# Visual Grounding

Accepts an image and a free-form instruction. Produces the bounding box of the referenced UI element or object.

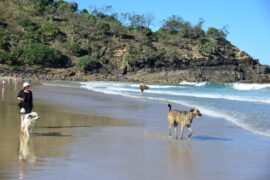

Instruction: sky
[67,0,270,65]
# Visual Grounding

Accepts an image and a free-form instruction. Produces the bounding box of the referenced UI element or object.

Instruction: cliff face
[1,53,270,84]
[120,58,270,83]
[6,57,268,83]
[0,0,269,83]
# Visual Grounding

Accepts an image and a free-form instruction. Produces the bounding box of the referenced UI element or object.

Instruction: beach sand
[0,80,270,180]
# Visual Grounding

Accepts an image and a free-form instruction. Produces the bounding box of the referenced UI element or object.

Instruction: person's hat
[23,82,31,88]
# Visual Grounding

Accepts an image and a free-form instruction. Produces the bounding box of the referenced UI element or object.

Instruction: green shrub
[197,37,217,55]
[0,51,18,65]
[0,29,10,50]
[10,65,23,72]
[0,51,9,64]
[97,22,110,32]
[224,44,234,57]
[67,41,81,55]
[21,42,66,67]
[25,65,43,72]
[100,57,108,64]
[206,27,226,39]
[76,55,101,71]
[123,53,136,65]
[16,18,37,30]
[22,30,39,40]
[57,1,78,13]
[38,22,59,36]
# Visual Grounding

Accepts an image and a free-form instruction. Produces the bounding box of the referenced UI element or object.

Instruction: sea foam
[230,83,270,91]
[179,81,207,87]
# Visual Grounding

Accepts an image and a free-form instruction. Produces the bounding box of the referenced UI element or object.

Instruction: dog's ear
[28,114,34,119]
[189,108,195,113]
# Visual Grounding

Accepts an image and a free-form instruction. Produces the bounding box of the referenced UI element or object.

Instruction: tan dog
[21,112,39,136]
[167,104,201,140]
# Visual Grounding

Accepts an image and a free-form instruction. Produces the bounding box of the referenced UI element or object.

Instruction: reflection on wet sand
[18,133,37,179]
[166,141,197,179]
[14,78,18,90]
[19,134,36,163]
[1,86,4,102]
[18,134,36,180]
[0,81,131,180]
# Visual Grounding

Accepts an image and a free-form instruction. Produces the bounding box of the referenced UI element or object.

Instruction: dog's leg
[174,125,178,139]
[188,127,193,138]
[22,127,27,136]
[20,114,24,128]
[168,124,172,136]
[20,114,26,133]
[25,127,30,137]
[23,123,30,137]
[173,120,178,139]
[29,122,35,134]
[180,126,184,140]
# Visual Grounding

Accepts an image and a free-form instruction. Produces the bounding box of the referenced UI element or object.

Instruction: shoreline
[35,83,270,179]
[1,72,270,84]
[35,82,270,139]
[42,80,270,138]
[1,80,270,179]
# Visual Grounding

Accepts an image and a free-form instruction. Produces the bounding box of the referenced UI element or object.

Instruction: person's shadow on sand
[192,135,232,141]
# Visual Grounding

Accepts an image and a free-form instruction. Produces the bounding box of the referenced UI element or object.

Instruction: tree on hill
[0,0,250,76]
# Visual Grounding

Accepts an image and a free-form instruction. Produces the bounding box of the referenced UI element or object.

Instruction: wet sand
[0,80,270,180]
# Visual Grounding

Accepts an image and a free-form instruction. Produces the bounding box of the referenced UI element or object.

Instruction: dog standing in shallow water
[167,104,202,140]
[21,112,39,136]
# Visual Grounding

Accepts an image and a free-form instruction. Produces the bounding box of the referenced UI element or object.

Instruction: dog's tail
[168,104,172,112]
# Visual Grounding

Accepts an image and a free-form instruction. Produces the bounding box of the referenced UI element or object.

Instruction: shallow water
[0,80,129,179]
[1,80,270,180]
[72,81,270,138]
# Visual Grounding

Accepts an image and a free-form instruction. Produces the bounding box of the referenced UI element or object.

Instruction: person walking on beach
[1,80,5,102]
[17,82,33,114]
[140,81,145,94]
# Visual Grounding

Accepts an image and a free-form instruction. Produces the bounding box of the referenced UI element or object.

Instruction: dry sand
[0,80,270,180]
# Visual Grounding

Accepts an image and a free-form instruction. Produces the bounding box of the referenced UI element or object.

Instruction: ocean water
[76,81,270,138]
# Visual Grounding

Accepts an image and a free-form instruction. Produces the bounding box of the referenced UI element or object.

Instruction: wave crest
[179,81,207,87]
[230,83,270,91]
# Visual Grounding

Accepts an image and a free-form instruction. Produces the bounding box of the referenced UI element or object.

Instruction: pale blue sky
[67,0,270,65]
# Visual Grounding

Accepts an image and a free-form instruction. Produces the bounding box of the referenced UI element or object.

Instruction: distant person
[15,73,19,82]
[140,81,145,94]
[17,82,33,114]
[14,79,18,90]
[1,81,4,102]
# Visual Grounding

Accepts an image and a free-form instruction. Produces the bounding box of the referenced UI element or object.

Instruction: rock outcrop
[2,56,270,83]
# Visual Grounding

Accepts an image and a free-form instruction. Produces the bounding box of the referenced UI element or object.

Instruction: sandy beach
[0,80,270,180]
